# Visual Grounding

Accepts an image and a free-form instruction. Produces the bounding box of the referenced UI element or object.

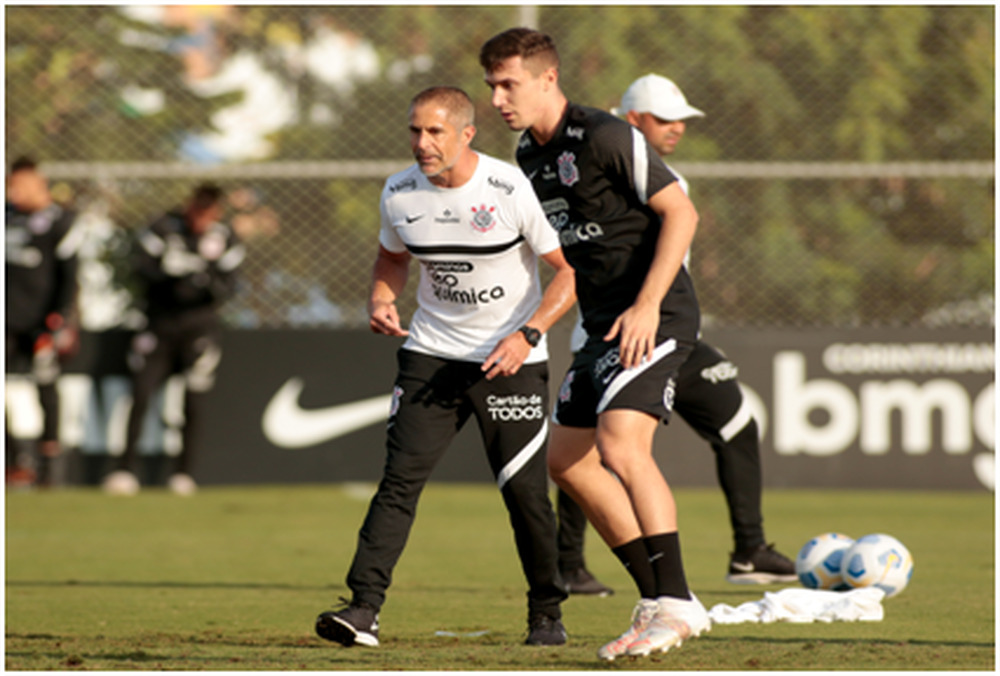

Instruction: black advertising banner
[652,328,994,492]
[5,327,993,490]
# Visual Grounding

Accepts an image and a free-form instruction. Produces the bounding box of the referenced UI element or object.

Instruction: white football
[795,532,854,590]
[840,533,914,598]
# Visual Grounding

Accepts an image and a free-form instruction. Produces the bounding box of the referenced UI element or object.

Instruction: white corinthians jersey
[380,153,560,364]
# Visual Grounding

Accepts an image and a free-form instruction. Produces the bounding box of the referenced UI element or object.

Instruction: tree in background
[5,5,993,329]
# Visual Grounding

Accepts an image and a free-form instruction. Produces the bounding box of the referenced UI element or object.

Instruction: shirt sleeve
[216,230,246,273]
[133,218,169,282]
[205,225,244,303]
[513,172,560,256]
[631,126,677,204]
[378,187,407,253]
[598,118,677,205]
[50,209,81,319]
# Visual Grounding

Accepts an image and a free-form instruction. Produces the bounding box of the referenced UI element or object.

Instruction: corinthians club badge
[471,204,496,232]
[557,151,580,187]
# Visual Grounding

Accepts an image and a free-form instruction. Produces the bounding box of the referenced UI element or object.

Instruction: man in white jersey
[315,86,576,649]
[556,75,796,593]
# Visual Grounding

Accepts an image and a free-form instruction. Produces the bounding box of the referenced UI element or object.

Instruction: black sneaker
[727,543,798,584]
[525,612,567,646]
[316,599,380,647]
[561,567,614,596]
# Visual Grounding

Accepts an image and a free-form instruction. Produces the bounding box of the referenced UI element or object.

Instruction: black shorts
[128,315,223,393]
[553,332,695,428]
[675,340,755,443]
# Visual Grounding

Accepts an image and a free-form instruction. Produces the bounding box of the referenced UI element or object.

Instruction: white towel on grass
[707,587,886,624]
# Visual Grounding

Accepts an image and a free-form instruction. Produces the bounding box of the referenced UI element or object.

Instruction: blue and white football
[795,532,854,590]
[840,533,914,598]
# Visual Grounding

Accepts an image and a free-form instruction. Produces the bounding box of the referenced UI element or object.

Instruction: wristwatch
[518,325,542,348]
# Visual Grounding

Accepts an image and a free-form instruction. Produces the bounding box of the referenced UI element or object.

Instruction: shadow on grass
[5,647,253,671]
[10,630,992,652]
[6,648,166,662]
[493,634,996,672]
[7,632,992,672]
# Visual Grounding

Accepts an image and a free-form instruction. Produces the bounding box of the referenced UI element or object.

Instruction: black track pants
[347,349,566,616]
[119,315,221,475]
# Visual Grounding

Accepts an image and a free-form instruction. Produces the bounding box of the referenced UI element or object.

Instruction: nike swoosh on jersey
[262,378,392,449]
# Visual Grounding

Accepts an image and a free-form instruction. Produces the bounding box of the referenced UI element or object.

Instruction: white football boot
[626,592,711,657]
[597,598,658,661]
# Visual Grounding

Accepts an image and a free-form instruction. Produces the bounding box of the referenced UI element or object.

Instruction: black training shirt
[5,201,79,334]
[133,211,244,320]
[515,102,699,339]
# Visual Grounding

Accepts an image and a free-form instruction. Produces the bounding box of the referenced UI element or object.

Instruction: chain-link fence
[6,5,994,331]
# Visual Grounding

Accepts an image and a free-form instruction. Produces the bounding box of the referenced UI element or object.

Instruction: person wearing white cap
[614,74,704,191]
[556,73,797,592]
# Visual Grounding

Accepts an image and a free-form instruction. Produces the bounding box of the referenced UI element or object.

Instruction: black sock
[612,537,658,599]
[644,532,691,600]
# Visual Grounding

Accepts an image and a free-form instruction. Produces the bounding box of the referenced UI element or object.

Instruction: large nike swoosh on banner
[262,378,392,449]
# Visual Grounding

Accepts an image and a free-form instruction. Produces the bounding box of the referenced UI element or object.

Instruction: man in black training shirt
[5,157,81,488]
[556,74,796,591]
[481,28,709,662]
[102,183,244,496]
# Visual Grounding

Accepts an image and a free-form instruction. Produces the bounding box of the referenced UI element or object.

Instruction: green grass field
[5,484,994,671]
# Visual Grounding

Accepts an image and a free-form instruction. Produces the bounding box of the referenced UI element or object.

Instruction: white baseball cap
[613,74,705,121]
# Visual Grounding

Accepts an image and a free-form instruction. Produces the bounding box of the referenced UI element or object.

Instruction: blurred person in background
[482,28,709,661]
[5,156,82,488]
[102,183,245,496]
[555,74,797,594]
[315,86,576,649]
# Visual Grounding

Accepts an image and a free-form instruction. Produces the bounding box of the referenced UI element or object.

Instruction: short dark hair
[409,86,475,129]
[189,183,225,212]
[9,156,38,174]
[479,27,559,74]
